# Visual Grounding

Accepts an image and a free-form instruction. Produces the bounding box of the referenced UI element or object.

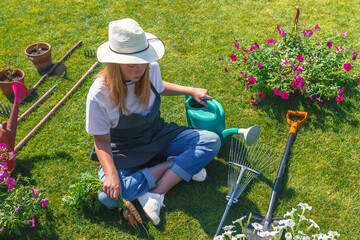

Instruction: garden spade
[246,110,308,239]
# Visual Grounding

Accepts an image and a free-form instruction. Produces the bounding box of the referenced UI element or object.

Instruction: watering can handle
[203,99,221,118]
[286,110,308,135]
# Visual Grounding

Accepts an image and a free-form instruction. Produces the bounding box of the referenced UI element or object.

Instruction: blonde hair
[96,63,150,114]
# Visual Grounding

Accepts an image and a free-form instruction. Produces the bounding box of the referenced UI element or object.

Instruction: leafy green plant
[215,203,340,240]
[221,7,359,104]
[62,171,103,212]
[1,60,17,81]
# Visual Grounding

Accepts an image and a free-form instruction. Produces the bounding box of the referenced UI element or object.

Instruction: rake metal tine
[84,49,96,58]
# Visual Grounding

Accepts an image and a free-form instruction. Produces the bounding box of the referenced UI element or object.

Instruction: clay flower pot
[24,42,53,70]
[0,69,25,97]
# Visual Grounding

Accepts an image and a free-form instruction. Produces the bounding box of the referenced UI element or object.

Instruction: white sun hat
[96,18,165,64]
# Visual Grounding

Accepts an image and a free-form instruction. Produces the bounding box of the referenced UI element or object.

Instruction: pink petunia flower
[306,29,313,37]
[297,54,304,62]
[281,30,287,37]
[32,188,39,199]
[250,95,258,105]
[0,227,3,232]
[246,84,249,91]
[336,46,344,52]
[280,91,289,99]
[257,64,262,68]
[243,56,247,63]
[277,25,281,34]
[338,88,344,95]
[28,215,35,227]
[0,162,8,170]
[273,88,281,95]
[254,41,260,49]
[314,24,319,30]
[0,170,8,181]
[352,52,358,60]
[258,92,263,99]
[40,198,49,207]
[307,95,314,100]
[316,96,323,102]
[335,96,344,101]
[242,48,248,53]
[343,30,347,38]
[241,71,247,79]
[358,78,360,85]
[267,39,274,45]
[343,63,352,71]
[249,46,257,52]
[224,67,229,73]
[230,54,237,61]
[327,42,332,48]
[248,76,256,84]
[6,178,17,190]
[0,143,7,150]
[234,42,239,49]
[283,59,290,65]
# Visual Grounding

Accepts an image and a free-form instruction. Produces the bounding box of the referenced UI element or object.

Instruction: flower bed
[0,143,49,236]
[221,7,359,105]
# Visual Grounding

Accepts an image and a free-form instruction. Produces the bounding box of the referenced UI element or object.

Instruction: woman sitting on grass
[86,18,221,225]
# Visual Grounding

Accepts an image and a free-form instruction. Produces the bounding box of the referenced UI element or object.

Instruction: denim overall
[95,84,221,208]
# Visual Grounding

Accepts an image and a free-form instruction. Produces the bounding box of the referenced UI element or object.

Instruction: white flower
[283,208,297,218]
[268,230,280,237]
[273,225,286,231]
[234,233,246,239]
[213,234,224,240]
[232,216,246,224]
[297,213,308,221]
[257,231,270,238]
[224,230,236,236]
[327,230,340,237]
[313,233,331,240]
[308,218,320,230]
[298,203,312,211]
[223,225,235,231]
[279,219,296,227]
[251,222,263,231]
[285,232,292,240]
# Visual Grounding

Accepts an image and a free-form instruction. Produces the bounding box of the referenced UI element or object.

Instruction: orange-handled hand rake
[246,111,308,238]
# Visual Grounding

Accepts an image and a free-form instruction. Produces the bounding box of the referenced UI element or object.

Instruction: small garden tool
[246,110,308,239]
[214,136,279,237]
[184,96,260,146]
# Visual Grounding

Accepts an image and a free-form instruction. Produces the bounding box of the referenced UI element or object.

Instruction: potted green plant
[24,42,53,70]
[0,61,25,97]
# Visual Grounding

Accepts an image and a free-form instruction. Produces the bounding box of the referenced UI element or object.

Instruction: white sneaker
[192,168,207,182]
[137,192,165,225]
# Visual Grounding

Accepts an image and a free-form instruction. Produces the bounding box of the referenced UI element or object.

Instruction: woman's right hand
[103,173,122,200]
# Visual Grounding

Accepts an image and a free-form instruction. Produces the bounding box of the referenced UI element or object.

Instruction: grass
[1,0,359,239]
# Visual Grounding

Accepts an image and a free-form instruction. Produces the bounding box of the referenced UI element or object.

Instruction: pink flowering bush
[221,11,359,105]
[0,144,49,236]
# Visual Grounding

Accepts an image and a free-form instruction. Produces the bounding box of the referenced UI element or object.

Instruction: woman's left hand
[191,88,212,106]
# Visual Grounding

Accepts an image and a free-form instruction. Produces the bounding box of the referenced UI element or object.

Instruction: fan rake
[215,136,279,237]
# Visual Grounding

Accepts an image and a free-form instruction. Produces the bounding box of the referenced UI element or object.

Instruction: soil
[28,48,49,55]
[0,75,22,82]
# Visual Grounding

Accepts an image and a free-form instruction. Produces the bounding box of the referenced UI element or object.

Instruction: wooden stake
[15,61,100,152]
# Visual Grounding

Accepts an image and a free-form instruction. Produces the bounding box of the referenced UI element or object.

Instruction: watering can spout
[222,125,260,146]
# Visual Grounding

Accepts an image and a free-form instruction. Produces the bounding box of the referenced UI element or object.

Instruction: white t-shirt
[86,62,165,135]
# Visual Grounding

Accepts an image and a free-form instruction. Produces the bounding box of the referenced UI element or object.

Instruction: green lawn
[1,0,359,239]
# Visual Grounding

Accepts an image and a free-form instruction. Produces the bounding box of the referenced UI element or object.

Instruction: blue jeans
[97,129,221,209]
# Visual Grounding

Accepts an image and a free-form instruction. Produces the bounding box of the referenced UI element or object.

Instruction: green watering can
[184,96,260,146]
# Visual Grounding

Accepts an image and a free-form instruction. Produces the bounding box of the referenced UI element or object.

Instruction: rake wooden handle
[15,61,100,152]
[20,40,83,103]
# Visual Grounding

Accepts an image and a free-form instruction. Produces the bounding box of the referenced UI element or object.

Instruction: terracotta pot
[5,159,16,173]
[0,69,25,97]
[24,42,53,70]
